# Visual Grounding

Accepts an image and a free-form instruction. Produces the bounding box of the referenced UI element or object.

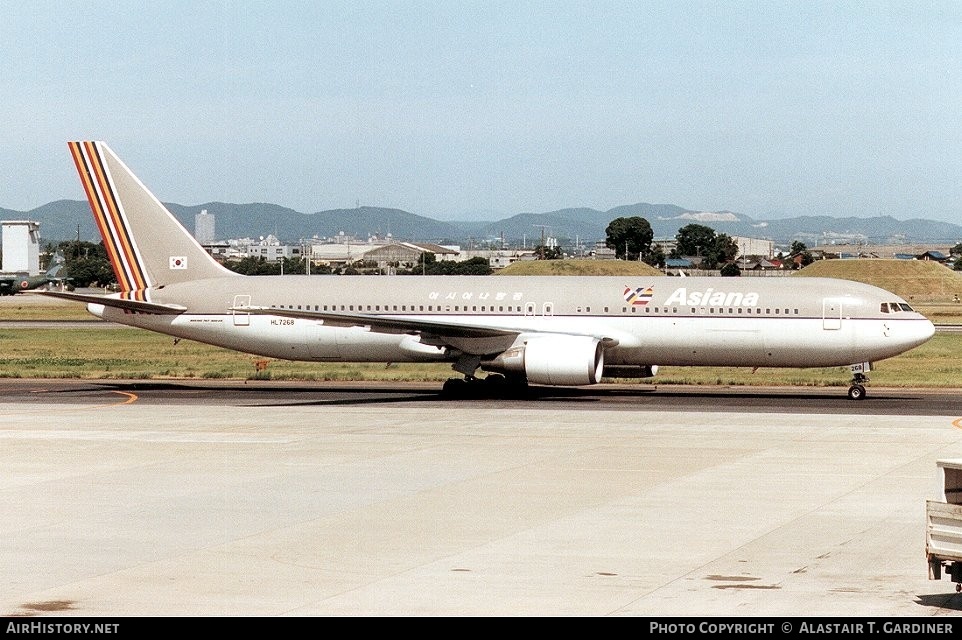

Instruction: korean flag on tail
[169,256,188,270]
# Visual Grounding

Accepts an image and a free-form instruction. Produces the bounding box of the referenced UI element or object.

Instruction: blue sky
[2,1,961,224]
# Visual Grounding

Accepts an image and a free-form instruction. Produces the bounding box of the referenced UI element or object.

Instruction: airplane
[40,141,935,400]
[0,257,69,295]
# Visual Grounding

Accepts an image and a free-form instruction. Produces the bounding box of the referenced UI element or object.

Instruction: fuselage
[87,274,935,370]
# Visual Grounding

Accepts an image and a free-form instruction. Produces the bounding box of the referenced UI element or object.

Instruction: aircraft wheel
[441,378,467,399]
[847,384,866,400]
[484,374,506,386]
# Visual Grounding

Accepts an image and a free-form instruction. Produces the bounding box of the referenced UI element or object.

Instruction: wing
[234,306,620,355]
[37,290,187,315]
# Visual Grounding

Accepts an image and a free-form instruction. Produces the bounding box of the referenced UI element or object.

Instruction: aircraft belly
[613,318,867,368]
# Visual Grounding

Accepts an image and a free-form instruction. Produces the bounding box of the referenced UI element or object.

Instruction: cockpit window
[884,302,915,313]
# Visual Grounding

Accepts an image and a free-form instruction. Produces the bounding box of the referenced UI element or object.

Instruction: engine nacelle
[602,365,659,379]
[481,335,604,386]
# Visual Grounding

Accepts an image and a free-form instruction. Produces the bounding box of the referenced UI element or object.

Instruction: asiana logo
[664,287,760,307]
[623,285,654,306]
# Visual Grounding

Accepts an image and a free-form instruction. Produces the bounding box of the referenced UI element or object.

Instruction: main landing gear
[441,374,529,399]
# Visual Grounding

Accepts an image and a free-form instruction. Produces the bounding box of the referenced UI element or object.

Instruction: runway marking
[108,390,138,406]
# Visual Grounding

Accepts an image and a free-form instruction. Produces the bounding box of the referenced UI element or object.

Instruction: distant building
[1,220,41,275]
[732,236,774,259]
[194,209,216,244]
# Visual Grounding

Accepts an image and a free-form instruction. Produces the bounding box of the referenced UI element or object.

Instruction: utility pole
[533,225,549,259]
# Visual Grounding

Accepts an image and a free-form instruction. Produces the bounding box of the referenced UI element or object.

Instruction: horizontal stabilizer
[37,290,187,315]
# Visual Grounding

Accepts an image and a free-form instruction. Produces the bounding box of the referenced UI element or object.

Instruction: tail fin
[68,141,236,292]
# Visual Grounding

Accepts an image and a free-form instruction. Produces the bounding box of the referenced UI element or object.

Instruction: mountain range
[3,200,961,248]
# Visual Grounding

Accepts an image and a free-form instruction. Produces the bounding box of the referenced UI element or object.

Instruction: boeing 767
[41,141,935,399]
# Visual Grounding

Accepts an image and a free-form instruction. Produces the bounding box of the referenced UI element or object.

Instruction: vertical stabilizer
[68,141,236,294]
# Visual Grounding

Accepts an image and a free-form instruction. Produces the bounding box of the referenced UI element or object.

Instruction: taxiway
[1,379,961,616]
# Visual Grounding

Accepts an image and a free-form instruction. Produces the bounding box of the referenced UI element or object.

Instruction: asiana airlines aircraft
[41,141,935,400]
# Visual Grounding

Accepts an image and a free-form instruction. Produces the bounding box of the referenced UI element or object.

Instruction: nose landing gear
[847,362,871,400]
[848,376,867,400]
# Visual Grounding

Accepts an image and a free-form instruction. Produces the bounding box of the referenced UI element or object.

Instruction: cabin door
[232,294,251,327]
[822,298,842,330]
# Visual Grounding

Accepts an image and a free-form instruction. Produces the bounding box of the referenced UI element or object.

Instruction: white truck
[926,458,962,592]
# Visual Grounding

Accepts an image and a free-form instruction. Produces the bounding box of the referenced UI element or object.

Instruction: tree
[647,244,666,269]
[672,224,717,261]
[398,255,493,275]
[789,240,814,269]
[719,262,741,277]
[672,224,736,269]
[605,216,653,261]
[57,240,115,287]
[715,233,739,265]
[64,256,116,287]
[534,244,563,260]
[226,256,279,275]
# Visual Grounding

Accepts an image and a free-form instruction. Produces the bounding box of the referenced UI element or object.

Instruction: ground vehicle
[925,459,962,591]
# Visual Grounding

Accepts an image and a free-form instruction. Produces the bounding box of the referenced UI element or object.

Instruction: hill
[497,259,662,276]
[793,259,962,303]
[5,200,962,246]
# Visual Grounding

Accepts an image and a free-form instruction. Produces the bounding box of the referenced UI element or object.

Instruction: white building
[732,236,775,259]
[194,209,216,244]
[1,220,41,274]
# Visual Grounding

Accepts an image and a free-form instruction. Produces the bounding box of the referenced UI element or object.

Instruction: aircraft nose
[907,317,936,347]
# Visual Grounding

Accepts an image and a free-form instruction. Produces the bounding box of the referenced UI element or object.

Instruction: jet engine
[481,335,604,386]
